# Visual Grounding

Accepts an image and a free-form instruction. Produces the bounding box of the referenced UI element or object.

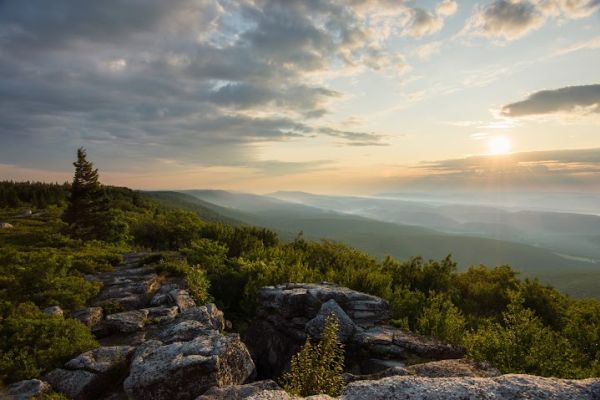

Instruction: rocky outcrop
[1,379,51,399]
[43,305,64,317]
[341,374,600,400]
[35,253,255,400]
[245,282,464,378]
[123,332,255,400]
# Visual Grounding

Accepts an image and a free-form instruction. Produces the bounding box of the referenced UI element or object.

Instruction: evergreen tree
[62,148,107,239]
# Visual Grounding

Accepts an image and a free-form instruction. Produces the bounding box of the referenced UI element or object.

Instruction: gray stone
[341,374,600,400]
[144,306,179,324]
[168,289,196,310]
[2,379,51,400]
[43,305,64,317]
[178,304,225,331]
[64,345,135,374]
[105,309,149,333]
[158,320,212,344]
[196,380,281,399]
[44,368,102,400]
[123,332,255,400]
[306,299,356,342]
[72,307,104,328]
[405,359,500,378]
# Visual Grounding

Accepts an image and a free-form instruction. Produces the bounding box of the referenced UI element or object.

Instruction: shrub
[282,313,345,397]
[0,303,98,384]
[186,265,212,304]
[416,292,466,344]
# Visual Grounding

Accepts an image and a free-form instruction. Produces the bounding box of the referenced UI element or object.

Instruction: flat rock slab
[123,332,255,400]
[341,374,600,400]
[44,368,101,400]
[196,380,281,399]
[2,379,51,400]
[64,345,135,374]
[105,309,149,333]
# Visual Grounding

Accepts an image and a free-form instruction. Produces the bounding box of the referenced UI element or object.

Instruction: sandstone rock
[105,309,149,333]
[306,299,356,342]
[144,306,179,324]
[246,283,462,379]
[178,304,226,331]
[196,380,281,399]
[2,379,51,399]
[0,222,14,229]
[341,374,600,400]
[72,306,103,328]
[405,359,500,378]
[64,345,135,374]
[44,368,102,400]
[168,289,196,310]
[157,320,212,344]
[123,332,255,400]
[43,305,64,317]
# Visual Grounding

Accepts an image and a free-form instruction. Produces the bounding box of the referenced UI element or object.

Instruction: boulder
[123,332,255,400]
[168,289,196,311]
[64,345,135,374]
[405,359,500,378]
[306,299,356,342]
[105,309,149,333]
[341,374,600,400]
[246,283,463,378]
[43,305,64,317]
[0,222,13,229]
[196,380,281,399]
[44,368,102,400]
[72,307,103,328]
[2,379,51,400]
[45,346,135,399]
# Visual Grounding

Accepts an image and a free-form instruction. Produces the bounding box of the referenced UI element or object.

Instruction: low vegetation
[283,314,345,397]
[1,149,599,386]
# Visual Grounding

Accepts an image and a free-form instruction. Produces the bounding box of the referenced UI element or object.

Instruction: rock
[405,359,500,378]
[306,299,356,342]
[157,320,212,344]
[0,222,14,229]
[150,283,181,306]
[246,283,463,379]
[341,374,600,400]
[64,345,135,374]
[43,305,64,317]
[144,306,179,324]
[44,368,102,400]
[196,380,281,399]
[2,379,51,399]
[45,346,135,399]
[20,209,32,217]
[72,306,104,328]
[178,304,225,331]
[123,332,255,400]
[168,289,196,311]
[105,309,149,333]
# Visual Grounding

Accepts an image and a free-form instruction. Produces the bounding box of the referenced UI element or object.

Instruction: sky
[1,0,599,194]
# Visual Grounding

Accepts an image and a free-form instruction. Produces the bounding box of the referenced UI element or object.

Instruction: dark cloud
[466,0,544,40]
[0,0,412,172]
[501,84,600,117]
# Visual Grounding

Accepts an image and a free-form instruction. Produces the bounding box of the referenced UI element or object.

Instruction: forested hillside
[1,153,599,387]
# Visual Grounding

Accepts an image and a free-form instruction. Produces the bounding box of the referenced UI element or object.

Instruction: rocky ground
[3,256,600,399]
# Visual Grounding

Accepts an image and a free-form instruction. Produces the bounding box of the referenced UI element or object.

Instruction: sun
[488,136,511,155]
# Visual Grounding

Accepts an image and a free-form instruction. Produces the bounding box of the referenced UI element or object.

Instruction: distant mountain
[270,191,600,261]
[181,190,598,298]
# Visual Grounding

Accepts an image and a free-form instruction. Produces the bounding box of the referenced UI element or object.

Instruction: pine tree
[62,148,107,239]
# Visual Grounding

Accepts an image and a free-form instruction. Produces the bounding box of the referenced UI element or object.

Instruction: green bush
[0,303,98,384]
[282,314,345,397]
[416,292,466,344]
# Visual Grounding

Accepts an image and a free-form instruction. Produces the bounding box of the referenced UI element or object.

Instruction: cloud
[462,0,600,41]
[501,84,600,117]
[403,1,457,37]
[414,41,443,60]
[0,0,418,172]
[414,147,600,191]
[464,0,545,40]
